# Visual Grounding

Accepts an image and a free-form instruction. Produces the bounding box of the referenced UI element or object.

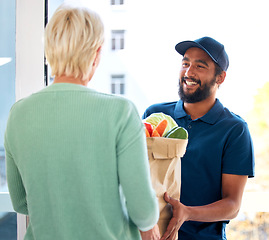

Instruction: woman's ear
[93,46,102,67]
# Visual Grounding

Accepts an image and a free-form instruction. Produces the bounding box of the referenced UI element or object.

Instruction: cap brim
[175,41,201,55]
[175,41,217,64]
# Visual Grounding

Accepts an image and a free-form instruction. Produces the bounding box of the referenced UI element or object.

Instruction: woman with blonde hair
[5,3,159,239]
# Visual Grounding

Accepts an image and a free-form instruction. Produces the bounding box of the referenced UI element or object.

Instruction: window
[111,30,125,50]
[0,0,45,239]
[0,147,7,188]
[111,75,125,95]
[0,0,17,239]
[111,0,124,5]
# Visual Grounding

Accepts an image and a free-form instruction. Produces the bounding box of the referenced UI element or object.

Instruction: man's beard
[178,76,217,103]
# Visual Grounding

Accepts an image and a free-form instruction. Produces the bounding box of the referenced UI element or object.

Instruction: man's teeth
[185,80,198,86]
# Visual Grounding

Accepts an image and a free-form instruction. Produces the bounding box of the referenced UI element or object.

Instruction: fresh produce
[144,122,153,136]
[155,119,168,137]
[152,128,161,137]
[163,126,178,137]
[143,112,188,139]
[145,128,150,137]
[164,126,188,139]
[144,113,177,136]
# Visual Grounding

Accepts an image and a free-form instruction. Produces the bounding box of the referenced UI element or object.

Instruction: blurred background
[1,0,268,239]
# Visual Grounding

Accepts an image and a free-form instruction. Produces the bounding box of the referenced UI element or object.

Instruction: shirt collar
[174,100,187,119]
[174,99,224,124]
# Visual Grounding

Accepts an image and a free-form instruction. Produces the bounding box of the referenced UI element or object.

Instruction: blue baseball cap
[175,36,229,71]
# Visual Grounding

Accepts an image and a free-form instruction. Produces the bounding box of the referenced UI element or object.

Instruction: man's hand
[140,224,161,240]
[160,175,248,239]
[160,192,189,240]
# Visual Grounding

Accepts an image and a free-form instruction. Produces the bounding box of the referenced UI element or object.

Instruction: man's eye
[182,63,189,67]
[197,65,205,69]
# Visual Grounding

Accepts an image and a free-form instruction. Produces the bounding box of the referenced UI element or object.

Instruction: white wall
[16,0,45,100]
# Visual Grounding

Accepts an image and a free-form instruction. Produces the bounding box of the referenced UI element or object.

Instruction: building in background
[1,0,269,239]
[48,0,179,116]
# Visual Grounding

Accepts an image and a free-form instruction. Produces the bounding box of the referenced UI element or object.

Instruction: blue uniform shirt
[142,99,254,240]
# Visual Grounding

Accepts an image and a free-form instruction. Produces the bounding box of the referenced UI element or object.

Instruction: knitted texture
[5,83,159,240]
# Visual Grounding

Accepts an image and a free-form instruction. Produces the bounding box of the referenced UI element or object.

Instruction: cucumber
[163,126,178,137]
[165,126,188,139]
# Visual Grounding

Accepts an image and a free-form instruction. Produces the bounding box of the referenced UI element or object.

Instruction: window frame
[111,74,125,95]
[0,0,45,239]
[111,0,124,5]
[16,0,45,238]
[111,30,125,50]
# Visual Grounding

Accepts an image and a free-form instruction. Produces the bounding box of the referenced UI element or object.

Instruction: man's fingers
[163,192,179,207]
[161,192,184,239]
[160,229,172,240]
[161,219,183,240]
[163,192,169,202]
[160,219,177,240]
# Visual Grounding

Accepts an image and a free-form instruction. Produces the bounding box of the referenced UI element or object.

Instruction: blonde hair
[44,3,104,80]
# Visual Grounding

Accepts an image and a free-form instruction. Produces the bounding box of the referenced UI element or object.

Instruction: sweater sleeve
[116,101,159,231]
[4,114,28,215]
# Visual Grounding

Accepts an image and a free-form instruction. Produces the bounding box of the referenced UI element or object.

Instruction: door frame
[16,0,45,238]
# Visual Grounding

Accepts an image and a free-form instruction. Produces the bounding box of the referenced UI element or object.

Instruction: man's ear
[216,71,226,85]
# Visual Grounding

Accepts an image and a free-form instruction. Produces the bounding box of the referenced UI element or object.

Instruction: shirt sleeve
[116,101,159,231]
[222,121,255,177]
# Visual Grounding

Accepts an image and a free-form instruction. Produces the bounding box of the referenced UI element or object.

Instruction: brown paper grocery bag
[146,137,188,237]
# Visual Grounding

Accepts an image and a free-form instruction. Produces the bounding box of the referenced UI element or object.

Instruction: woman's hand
[140,224,161,240]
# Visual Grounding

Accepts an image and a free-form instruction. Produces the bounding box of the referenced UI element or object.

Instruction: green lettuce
[144,112,178,136]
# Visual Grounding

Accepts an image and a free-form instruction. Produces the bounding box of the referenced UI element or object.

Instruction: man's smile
[185,80,198,86]
[182,77,201,87]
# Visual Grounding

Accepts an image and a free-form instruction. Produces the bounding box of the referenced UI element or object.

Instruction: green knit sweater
[5,83,159,240]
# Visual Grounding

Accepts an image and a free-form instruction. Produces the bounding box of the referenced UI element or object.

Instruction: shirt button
[188,125,192,129]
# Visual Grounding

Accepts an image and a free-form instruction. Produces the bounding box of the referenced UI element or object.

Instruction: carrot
[152,128,160,137]
[145,127,150,137]
[155,119,168,137]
